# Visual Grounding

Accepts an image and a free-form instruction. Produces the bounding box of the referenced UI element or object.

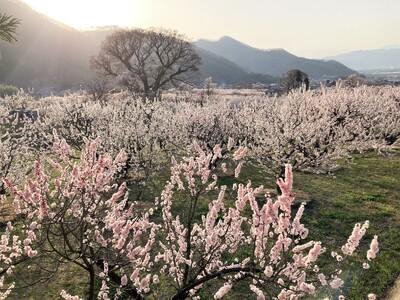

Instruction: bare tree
[90,28,201,100]
[280,69,310,93]
[84,77,112,104]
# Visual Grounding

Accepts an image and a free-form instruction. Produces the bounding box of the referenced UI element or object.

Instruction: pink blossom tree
[0,138,380,299]
[1,133,156,299]
[152,143,379,299]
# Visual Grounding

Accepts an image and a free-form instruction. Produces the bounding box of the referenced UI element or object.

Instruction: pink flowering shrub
[0,137,380,299]
[1,132,156,299]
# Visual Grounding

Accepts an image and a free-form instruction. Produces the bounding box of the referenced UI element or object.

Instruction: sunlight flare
[23,0,140,29]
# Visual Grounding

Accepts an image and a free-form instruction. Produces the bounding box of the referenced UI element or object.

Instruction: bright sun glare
[23,0,139,29]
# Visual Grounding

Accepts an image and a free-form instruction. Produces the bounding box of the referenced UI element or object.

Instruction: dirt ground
[387,276,400,300]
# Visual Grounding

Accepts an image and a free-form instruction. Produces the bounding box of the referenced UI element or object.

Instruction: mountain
[196,36,355,78]
[0,0,276,90]
[196,47,279,85]
[327,48,400,70]
[381,45,400,50]
[0,0,349,91]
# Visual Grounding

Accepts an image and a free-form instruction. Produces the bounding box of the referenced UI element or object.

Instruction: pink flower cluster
[0,135,382,299]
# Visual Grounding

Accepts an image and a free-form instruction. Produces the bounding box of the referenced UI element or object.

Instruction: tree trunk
[171,291,189,300]
[88,267,95,300]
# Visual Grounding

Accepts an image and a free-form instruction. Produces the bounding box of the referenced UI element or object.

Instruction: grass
[294,149,400,299]
[6,261,88,299]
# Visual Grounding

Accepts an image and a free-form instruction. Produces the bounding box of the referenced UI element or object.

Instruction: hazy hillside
[0,0,98,89]
[197,36,355,78]
[327,48,400,70]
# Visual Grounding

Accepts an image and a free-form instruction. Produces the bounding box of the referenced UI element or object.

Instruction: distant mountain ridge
[327,48,400,70]
[196,47,279,85]
[0,0,278,90]
[1,0,353,91]
[0,0,277,90]
[196,36,355,78]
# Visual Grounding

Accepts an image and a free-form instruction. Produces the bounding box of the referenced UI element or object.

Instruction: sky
[22,0,400,58]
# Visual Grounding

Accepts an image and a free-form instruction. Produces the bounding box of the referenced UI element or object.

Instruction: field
[0,86,399,299]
